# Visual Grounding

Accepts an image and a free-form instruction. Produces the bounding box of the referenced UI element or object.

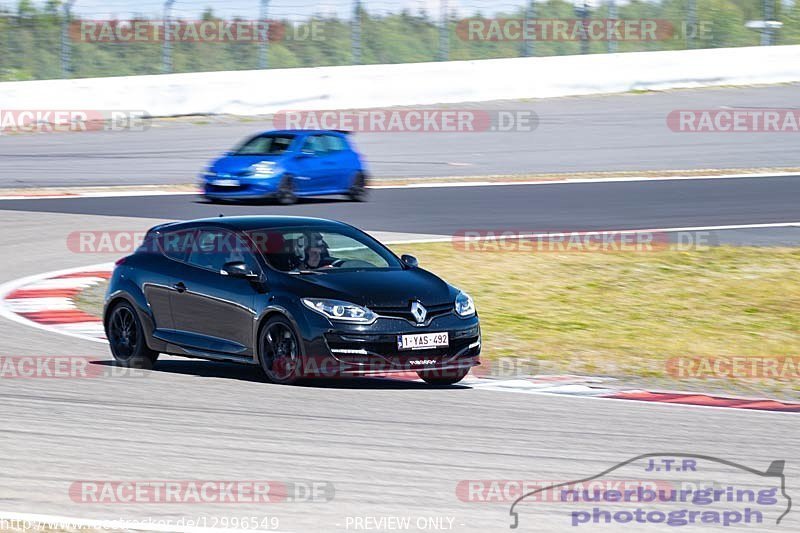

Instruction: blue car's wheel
[276,176,297,205]
[348,172,368,202]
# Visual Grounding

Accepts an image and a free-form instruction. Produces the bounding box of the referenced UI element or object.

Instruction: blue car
[201,130,369,204]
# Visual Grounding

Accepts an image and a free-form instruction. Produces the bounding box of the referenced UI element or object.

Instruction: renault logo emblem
[410,301,427,324]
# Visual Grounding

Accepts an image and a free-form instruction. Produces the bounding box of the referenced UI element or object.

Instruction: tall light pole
[687,0,696,49]
[61,0,76,78]
[607,0,617,53]
[352,0,362,64]
[439,0,449,61]
[762,0,775,45]
[162,0,175,74]
[523,1,535,57]
[259,0,270,69]
[575,0,590,55]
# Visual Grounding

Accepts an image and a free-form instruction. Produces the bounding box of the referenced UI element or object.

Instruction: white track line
[386,221,800,244]
[372,171,800,189]
[0,511,285,533]
[0,171,797,200]
[0,190,197,200]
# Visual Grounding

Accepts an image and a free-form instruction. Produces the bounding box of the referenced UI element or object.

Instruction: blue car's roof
[255,129,348,136]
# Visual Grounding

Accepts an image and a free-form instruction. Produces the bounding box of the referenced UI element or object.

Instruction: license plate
[211,179,240,187]
[397,332,449,351]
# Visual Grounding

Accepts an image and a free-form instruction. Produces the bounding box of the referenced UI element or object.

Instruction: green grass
[390,243,800,399]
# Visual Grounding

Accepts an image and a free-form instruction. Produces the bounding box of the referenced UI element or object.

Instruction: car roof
[151,216,352,233]
[255,129,348,136]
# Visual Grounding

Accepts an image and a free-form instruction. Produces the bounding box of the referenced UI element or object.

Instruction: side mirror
[221,261,260,281]
[401,254,419,268]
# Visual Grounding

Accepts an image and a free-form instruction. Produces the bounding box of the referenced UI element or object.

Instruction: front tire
[276,176,297,205]
[417,367,470,385]
[107,302,159,369]
[348,173,368,202]
[258,316,303,384]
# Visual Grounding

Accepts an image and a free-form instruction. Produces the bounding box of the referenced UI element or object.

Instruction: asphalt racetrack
[1,85,800,188]
[1,175,799,245]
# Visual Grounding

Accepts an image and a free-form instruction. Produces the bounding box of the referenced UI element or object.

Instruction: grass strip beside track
[393,243,800,399]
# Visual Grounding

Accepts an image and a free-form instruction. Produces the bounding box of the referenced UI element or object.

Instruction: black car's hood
[292,268,455,308]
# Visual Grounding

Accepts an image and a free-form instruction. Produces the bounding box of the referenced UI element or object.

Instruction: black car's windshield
[234,134,296,156]
[246,226,403,273]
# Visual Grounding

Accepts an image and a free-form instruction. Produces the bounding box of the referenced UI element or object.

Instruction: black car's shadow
[195,197,353,207]
[91,360,470,390]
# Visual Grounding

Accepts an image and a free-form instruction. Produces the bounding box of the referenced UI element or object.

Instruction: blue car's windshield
[234,134,296,156]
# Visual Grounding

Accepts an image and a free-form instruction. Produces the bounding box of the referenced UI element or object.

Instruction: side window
[301,135,327,156]
[323,135,348,152]
[159,229,196,262]
[186,229,259,274]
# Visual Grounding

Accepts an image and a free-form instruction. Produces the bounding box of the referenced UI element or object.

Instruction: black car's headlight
[455,291,476,317]
[302,298,377,324]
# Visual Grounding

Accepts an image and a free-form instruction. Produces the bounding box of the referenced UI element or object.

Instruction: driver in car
[301,233,335,270]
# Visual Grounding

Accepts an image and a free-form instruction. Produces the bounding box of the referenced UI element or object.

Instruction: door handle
[173,282,187,293]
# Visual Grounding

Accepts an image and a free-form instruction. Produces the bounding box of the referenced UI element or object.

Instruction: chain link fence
[0,0,798,81]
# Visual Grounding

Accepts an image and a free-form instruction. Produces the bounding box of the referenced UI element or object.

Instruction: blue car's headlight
[455,291,476,317]
[302,298,376,324]
[252,161,278,177]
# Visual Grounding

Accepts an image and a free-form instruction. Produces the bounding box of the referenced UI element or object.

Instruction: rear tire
[258,316,303,385]
[276,176,297,205]
[348,173,368,202]
[106,302,159,370]
[417,367,470,385]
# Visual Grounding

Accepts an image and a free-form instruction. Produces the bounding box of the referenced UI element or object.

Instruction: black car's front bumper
[299,312,481,377]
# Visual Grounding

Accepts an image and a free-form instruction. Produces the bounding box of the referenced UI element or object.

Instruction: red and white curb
[1,264,799,413]
[0,262,112,344]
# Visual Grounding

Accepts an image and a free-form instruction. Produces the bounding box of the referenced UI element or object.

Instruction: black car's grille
[325,326,480,368]
[370,303,453,323]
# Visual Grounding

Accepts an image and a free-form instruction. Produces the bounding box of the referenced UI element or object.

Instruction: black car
[103,216,481,385]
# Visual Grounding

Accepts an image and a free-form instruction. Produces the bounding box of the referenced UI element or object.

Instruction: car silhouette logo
[411,302,427,324]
